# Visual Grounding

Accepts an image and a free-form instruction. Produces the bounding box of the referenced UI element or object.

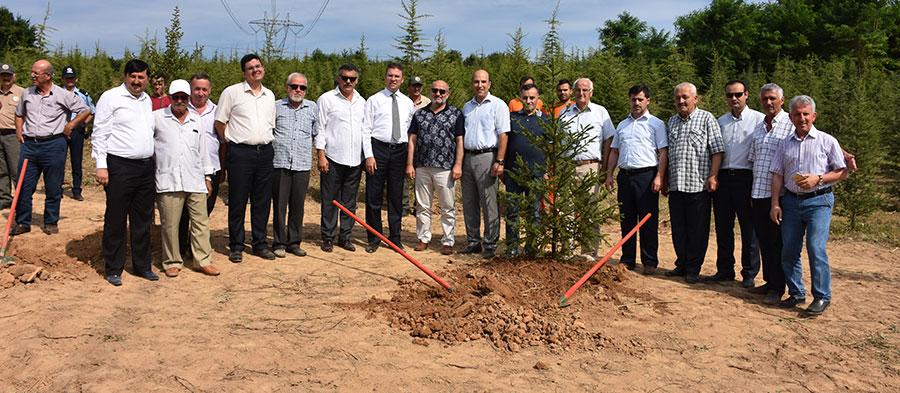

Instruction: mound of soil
[364,259,638,352]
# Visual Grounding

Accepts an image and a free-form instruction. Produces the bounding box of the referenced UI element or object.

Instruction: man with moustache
[504,83,546,257]
[316,64,366,252]
[550,79,573,119]
[407,76,430,110]
[92,59,157,286]
[215,53,277,262]
[271,72,317,257]
[12,59,90,236]
[61,65,95,201]
[153,79,219,278]
[0,63,23,209]
[362,63,415,253]
[406,80,464,255]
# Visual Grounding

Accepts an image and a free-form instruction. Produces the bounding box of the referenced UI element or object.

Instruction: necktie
[391,92,401,143]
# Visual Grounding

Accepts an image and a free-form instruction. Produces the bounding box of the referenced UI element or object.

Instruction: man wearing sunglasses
[316,64,366,253]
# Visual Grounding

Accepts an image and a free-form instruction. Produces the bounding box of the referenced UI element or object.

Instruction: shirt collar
[517,109,541,117]
[118,84,148,100]
[163,106,196,123]
[469,93,496,106]
[792,125,819,140]
[729,105,749,121]
[242,81,268,96]
[678,108,697,121]
[333,87,360,102]
[280,97,309,109]
[630,111,651,121]
[189,101,216,115]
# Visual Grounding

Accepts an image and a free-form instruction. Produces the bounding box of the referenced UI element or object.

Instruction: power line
[297,0,330,39]
[220,0,253,35]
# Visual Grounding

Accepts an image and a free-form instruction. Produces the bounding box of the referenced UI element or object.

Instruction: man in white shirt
[91,59,157,286]
[362,63,415,253]
[461,69,510,259]
[316,64,366,253]
[560,77,616,260]
[708,80,764,287]
[153,80,220,278]
[215,53,277,263]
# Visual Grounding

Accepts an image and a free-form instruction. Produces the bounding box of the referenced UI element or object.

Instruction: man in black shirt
[504,84,546,257]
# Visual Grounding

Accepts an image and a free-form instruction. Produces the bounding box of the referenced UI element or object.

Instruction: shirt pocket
[688,128,705,149]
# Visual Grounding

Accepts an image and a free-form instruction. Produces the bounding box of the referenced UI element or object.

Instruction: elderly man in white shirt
[316,64,366,253]
[362,63,415,253]
[154,80,219,278]
[91,59,157,286]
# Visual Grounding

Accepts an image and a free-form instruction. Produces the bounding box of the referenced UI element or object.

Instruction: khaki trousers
[575,162,602,255]
[158,192,212,269]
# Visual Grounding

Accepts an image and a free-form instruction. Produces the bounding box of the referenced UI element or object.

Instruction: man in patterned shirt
[663,82,725,284]
[406,80,464,256]
[271,72,317,258]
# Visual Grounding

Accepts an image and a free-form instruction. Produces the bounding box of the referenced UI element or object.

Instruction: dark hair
[725,79,748,92]
[240,53,262,72]
[556,79,571,89]
[190,72,211,82]
[628,84,652,99]
[520,83,540,94]
[338,63,361,75]
[386,62,404,74]
[151,73,165,80]
[123,59,149,75]
[519,75,535,87]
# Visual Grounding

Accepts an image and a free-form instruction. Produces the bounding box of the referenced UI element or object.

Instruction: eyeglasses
[726,92,745,98]
[288,84,308,91]
[171,94,189,101]
[340,75,358,83]
[431,88,447,95]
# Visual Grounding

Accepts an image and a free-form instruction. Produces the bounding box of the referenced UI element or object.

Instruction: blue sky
[7,0,726,59]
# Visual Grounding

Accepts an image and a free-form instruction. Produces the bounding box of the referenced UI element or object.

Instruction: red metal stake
[331,200,452,291]
[0,159,29,261]
[559,212,651,306]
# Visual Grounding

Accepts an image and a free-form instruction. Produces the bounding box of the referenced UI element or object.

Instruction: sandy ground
[0,182,898,393]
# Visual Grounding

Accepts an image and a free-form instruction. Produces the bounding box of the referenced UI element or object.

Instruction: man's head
[556,79,571,102]
[336,63,360,97]
[573,78,593,108]
[122,59,150,98]
[673,82,698,117]
[519,83,540,114]
[788,95,817,134]
[189,72,212,108]
[725,79,749,113]
[168,79,191,116]
[151,74,166,97]
[240,53,265,84]
[628,84,652,118]
[471,69,491,101]
[758,83,784,118]
[384,63,404,92]
[0,63,14,89]
[430,80,450,107]
[519,75,535,88]
[285,72,308,103]
[30,59,53,89]
[407,76,424,98]
[61,65,78,90]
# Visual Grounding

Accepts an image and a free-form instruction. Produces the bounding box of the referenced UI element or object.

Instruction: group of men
[4,54,849,315]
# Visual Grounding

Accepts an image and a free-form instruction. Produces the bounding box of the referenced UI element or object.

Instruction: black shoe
[286,246,307,257]
[763,292,783,305]
[481,248,496,259]
[106,274,122,286]
[642,266,658,275]
[779,295,806,308]
[805,298,830,315]
[337,240,356,252]
[229,251,243,263]
[253,248,277,260]
[748,285,769,295]
[321,241,334,252]
[622,262,637,271]
[365,243,379,253]
[10,224,30,236]
[461,244,482,254]
[741,277,755,288]
[665,267,687,277]
[685,274,701,284]
[42,223,59,235]
[136,270,159,281]
[72,193,84,201]
[702,272,736,282]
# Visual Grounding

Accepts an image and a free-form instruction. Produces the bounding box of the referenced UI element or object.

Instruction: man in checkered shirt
[663,82,725,284]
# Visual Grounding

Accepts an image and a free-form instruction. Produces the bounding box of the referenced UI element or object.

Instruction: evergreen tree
[393,0,431,64]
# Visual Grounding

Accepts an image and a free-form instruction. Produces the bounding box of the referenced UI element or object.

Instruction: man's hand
[603,176,615,191]
[844,151,857,173]
[63,122,75,138]
[95,168,109,186]
[452,163,462,180]
[491,162,504,177]
[365,157,377,175]
[206,178,213,196]
[770,205,782,225]
[218,170,227,184]
[317,154,329,174]
[794,174,818,190]
[705,175,719,192]
[406,164,416,180]
[651,175,663,193]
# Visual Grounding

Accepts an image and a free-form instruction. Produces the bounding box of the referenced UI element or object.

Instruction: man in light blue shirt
[61,65,95,202]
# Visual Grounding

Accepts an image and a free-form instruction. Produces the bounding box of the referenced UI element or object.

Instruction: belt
[464,147,495,155]
[786,187,832,200]
[0,128,15,135]
[108,154,152,164]
[373,138,408,150]
[719,168,752,176]
[23,133,65,143]
[619,166,656,175]
[228,142,272,151]
[576,159,600,166]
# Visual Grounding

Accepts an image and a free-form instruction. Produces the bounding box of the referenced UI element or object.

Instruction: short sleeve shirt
[215,81,276,145]
[16,84,88,137]
[611,112,668,169]
[462,94,510,150]
[666,108,726,193]
[273,98,317,171]
[0,84,24,129]
[409,105,465,169]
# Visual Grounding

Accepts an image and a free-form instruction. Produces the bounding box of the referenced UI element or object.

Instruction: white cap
[168,79,190,96]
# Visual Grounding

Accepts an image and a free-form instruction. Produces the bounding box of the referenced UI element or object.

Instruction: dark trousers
[178,170,220,255]
[365,140,407,246]
[713,169,759,279]
[16,137,67,226]
[67,127,86,197]
[669,191,711,275]
[103,155,155,276]
[272,168,310,249]
[617,168,659,267]
[0,131,20,206]
[751,197,785,294]
[226,143,274,253]
[503,175,540,252]
[320,158,362,242]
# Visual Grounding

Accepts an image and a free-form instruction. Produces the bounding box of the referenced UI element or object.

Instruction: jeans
[780,192,834,300]
[16,137,67,226]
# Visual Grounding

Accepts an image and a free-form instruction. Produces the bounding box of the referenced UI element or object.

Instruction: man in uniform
[61,65,95,201]
[0,63,23,209]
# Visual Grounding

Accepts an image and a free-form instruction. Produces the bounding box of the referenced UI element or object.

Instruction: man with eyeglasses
[707,80,764,288]
[461,69,510,259]
[271,72,317,258]
[0,63,23,210]
[12,59,90,236]
[406,80,464,256]
[153,79,220,278]
[215,53,277,263]
[316,64,366,253]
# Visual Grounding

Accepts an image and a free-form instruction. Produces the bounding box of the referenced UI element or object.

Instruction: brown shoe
[164,267,180,277]
[440,245,454,255]
[414,241,428,251]
[199,265,220,276]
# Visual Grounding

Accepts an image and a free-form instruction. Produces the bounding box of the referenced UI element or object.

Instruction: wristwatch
[494,159,505,166]
[817,175,824,186]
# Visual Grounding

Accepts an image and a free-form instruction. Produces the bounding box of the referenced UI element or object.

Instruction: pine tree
[393,0,431,65]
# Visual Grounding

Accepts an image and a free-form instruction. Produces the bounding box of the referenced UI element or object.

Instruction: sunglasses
[726,92,745,98]
[431,88,447,95]
[340,75,358,83]
[288,84,308,91]
[171,94,190,101]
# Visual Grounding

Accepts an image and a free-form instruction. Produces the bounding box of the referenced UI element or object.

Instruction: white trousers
[414,167,457,246]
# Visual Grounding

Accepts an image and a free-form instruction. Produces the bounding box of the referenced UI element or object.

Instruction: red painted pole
[331,200,452,291]
[0,159,29,256]
[560,212,651,306]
